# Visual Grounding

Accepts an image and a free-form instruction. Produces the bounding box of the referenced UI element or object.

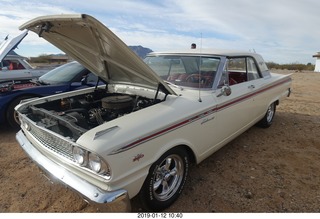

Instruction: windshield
[144,55,220,88]
[39,62,86,85]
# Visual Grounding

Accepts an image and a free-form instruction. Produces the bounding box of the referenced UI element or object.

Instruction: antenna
[198,33,203,102]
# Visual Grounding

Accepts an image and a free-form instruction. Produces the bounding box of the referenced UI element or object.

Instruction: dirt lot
[0,71,319,213]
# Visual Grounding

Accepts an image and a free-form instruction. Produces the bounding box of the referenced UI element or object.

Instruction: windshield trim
[144,55,221,90]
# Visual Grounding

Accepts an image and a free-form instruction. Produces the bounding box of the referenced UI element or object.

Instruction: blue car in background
[0,61,101,128]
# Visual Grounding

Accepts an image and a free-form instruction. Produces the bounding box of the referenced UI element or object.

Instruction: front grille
[28,121,75,162]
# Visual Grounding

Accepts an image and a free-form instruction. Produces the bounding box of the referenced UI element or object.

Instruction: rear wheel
[257,102,276,128]
[139,147,189,211]
[6,96,34,129]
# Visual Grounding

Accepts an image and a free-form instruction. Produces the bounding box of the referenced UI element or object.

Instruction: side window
[226,57,247,86]
[0,60,10,70]
[9,60,18,70]
[1,60,25,70]
[228,57,246,72]
[221,57,261,87]
[247,57,261,80]
[86,72,98,83]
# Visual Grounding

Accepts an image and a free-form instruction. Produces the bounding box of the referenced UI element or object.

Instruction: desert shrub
[266,62,315,71]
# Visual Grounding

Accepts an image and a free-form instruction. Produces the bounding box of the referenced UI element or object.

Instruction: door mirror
[80,75,88,85]
[217,85,232,97]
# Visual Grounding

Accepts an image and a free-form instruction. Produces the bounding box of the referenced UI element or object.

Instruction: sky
[0,0,319,64]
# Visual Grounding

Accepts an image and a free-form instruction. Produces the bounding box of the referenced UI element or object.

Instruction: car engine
[23,89,158,140]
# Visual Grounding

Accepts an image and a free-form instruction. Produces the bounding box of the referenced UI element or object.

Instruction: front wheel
[139,147,189,211]
[257,102,276,128]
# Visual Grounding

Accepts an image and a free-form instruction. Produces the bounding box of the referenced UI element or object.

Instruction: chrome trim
[21,114,76,161]
[16,130,131,212]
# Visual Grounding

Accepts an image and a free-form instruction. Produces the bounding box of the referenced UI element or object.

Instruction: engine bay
[23,88,160,140]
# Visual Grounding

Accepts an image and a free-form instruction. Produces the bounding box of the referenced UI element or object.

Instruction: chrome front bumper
[16,130,131,212]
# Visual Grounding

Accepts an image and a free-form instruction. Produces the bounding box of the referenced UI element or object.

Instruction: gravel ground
[0,71,319,212]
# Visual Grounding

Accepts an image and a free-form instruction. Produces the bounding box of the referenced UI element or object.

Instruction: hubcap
[153,154,184,201]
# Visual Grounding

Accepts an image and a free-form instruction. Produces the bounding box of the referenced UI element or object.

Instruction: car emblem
[133,153,144,162]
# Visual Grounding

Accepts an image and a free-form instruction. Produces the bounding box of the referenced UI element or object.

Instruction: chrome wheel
[257,102,276,128]
[153,154,184,201]
[266,103,275,123]
[140,148,189,211]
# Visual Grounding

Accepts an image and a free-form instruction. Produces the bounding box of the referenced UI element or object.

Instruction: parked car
[0,31,52,81]
[0,61,100,128]
[15,14,292,212]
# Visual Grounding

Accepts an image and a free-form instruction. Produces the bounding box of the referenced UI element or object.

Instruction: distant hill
[129,45,153,58]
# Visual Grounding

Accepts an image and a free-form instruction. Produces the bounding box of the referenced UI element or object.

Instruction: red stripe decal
[112,77,291,154]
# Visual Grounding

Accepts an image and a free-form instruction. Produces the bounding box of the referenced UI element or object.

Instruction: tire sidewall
[267,103,276,124]
[6,96,33,128]
[140,147,189,211]
[258,102,276,128]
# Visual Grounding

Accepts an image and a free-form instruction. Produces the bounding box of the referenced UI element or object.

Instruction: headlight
[73,146,111,179]
[88,153,102,172]
[18,114,23,125]
[19,115,31,131]
[89,153,111,178]
[72,146,88,166]
[23,121,31,131]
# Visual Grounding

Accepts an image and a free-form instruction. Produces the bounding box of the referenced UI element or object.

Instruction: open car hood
[0,31,28,62]
[19,14,175,95]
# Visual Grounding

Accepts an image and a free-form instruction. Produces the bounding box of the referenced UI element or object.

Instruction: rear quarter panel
[253,73,292,120]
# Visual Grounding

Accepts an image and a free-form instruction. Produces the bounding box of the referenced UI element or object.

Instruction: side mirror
[81,75,87,85]
[217,85,232,97]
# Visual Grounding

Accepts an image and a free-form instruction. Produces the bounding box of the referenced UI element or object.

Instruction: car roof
[148,48,271,78]
[3,54,27,60]
[148,49,263,59]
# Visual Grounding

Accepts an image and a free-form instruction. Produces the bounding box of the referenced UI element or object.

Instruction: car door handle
[248,85,255,89]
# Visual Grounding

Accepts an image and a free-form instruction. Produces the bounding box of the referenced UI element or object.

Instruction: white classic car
[0,31,52,82]
[15,14,292,212]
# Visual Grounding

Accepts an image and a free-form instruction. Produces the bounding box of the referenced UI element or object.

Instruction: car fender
[106,140,196,199]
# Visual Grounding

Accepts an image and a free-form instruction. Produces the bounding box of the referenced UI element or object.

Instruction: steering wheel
[186,74,206,84]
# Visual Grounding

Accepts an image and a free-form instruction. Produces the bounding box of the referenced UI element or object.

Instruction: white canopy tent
[313,52,320,72]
